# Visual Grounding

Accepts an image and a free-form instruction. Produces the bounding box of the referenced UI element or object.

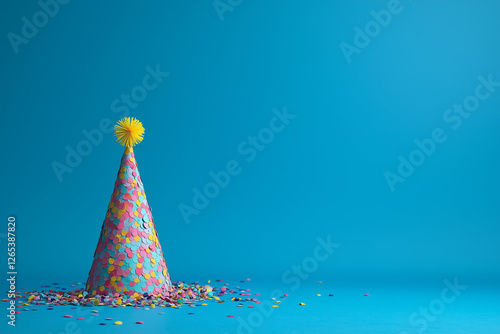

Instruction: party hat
[86,117,171,296]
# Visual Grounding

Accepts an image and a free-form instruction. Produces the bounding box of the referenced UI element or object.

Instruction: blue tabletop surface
[2,279,499,334]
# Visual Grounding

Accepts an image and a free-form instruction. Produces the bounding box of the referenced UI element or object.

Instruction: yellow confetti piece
[316,294,321,296]
[114,321,123,325]
[272,305,279,308]
[317,281,323,283]
[299,303,305,306]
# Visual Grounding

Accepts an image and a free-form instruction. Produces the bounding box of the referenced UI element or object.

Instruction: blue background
[1,1,499,333]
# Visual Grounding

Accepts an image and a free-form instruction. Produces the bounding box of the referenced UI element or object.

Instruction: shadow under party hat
[86,117,172,296]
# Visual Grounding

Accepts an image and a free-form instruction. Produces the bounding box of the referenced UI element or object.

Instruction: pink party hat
[86,117,171,296]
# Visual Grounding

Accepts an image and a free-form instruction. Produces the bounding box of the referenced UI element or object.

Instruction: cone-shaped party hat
[86,117,171,296]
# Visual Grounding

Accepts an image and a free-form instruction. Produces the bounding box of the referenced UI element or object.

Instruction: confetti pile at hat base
[7,279,274,312]
[14,281,217,308]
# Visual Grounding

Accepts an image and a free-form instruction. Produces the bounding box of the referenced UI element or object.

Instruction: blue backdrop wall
[1,0,499,287]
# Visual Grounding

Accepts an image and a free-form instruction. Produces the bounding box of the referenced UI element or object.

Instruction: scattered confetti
[114,321,123,325]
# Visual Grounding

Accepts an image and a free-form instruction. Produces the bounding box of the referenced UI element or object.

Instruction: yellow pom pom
[114,117,144,147]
